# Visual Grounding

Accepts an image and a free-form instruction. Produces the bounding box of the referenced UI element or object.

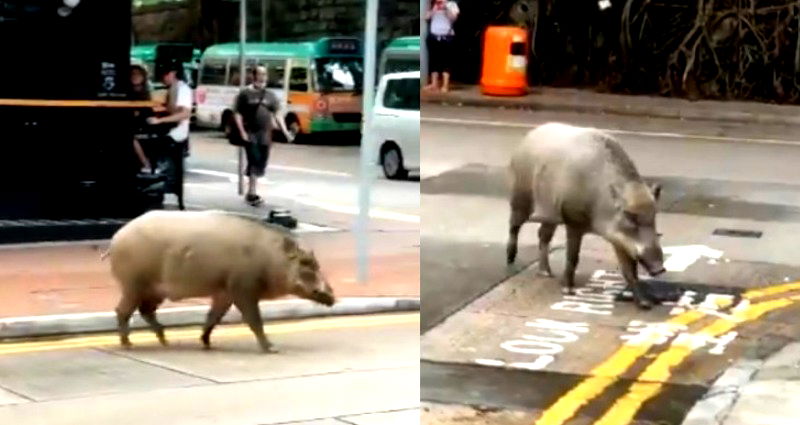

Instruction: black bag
[227,89,267,147]
[225,113,250,147]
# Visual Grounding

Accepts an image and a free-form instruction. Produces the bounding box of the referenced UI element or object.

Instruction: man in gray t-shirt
[233,65,279,206]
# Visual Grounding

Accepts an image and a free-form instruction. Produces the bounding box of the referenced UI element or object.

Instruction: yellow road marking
[0,313,418,355]
[742,281,800,300]
[534,279,800,425]
[592,297,797,425]
[533,311,706,425]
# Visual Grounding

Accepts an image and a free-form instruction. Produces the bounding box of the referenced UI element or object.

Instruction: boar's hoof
[120,340,133,350]
[536,268,554,278]
[157,334,168,346]
[560,286,576,296]
[260,344,279,354]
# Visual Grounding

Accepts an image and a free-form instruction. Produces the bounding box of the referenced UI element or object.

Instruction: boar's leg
[613,246,653,310]
[115,294,139,349]
[537,223,557,277]
[139,297,167,346]
[507,188,533,265]
[201,292,233,349]
[562,225,584,295]
[232,290,276,353]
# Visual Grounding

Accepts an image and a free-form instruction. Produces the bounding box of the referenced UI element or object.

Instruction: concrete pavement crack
[0,382,37,403]
[91,347,221,384]
[211,364,416,386]
[257,407,418,424]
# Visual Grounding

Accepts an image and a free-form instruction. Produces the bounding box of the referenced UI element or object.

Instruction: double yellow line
[0,313,419,356]
[535,282,800,425]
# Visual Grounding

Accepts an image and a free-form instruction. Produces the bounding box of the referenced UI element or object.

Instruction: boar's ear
[609,184,624,208]
[649,182,662,202]
[283,237,300,259]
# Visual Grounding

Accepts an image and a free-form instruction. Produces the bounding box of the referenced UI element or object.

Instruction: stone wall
[133,0,419,49]
[132,0,201,44]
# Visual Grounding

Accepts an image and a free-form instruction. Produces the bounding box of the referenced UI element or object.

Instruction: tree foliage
[455,0,800,103]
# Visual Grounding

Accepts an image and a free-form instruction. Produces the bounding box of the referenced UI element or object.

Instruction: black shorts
[245,133,270,177]
[427,34,455,73]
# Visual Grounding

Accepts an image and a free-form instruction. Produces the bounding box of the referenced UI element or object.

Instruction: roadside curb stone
[682,342,800,425]
[0,297,420,340]
[422,89,800,127]
[681,359,762,425]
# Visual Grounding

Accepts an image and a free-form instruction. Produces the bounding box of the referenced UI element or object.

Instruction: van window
[199,61,227,85]
[383,78,419,111]
[290,66,309,92]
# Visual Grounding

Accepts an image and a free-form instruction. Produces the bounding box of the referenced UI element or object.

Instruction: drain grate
[712,228,763,238]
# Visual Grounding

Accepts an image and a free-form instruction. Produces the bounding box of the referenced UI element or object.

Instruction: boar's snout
[310,280,336,306]
[312,289,336,307]
[638,245,666,277]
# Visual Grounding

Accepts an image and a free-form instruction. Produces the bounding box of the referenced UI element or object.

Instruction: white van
[370,71,420,180]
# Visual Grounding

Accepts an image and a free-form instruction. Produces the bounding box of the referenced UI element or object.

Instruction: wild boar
[506,122,665,309]
[103,210,335,352]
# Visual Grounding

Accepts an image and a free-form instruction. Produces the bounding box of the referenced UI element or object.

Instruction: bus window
[228,69,241,86]
[315,57,363,92]
[265,60,285,89]
[199,61,227,85]
[290,66,309,92]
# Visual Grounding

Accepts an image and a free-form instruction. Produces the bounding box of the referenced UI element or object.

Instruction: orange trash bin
[480,26,529,96]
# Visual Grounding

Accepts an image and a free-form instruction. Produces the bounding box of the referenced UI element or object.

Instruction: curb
[680,359,763,425]
[681,341,800,425]
[422,93,800,127]
[0,297,420,340]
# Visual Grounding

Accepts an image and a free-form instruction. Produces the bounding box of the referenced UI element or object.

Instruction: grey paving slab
[105,322,419,383]
[0,367,419,425]
[0,348,207,401]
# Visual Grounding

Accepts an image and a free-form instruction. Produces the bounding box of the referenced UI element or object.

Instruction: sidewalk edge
[422,94,800,126]
[0,297,420,340]
[680,358,763,425]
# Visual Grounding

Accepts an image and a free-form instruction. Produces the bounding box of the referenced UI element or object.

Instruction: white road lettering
[620,321,689,346]
[551,301,613,315]
[501,339,564,355]
[674,330,739,355]
[663,245,724,272]
[477,319,590,371]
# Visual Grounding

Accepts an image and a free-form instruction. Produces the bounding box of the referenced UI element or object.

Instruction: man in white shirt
[148,64,192,143]
[147,63,193,209]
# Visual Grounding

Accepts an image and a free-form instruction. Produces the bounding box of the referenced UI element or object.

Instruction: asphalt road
[420,104,800,424]
[184,130,420,228]
[0,313,420,425]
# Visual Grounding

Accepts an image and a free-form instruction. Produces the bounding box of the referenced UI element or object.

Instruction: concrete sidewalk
[0,233,419,338]
[422,85,800,126]
[682,342,800,425]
